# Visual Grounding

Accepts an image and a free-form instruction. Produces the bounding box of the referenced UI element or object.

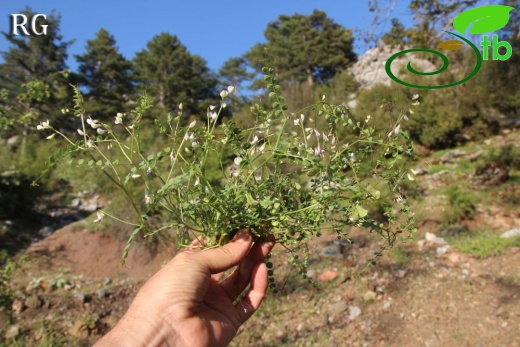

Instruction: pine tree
[218,57,252,91]
[245,10,356,88]
[0,8,72,129]
[133,33,217,117]
[382,18,409,48]
[75,28,134,121]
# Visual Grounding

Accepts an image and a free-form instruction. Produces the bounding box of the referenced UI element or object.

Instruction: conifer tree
[133,33,217,117]
[75,28,134,120]
[245,10,356,88]
[0,8,71,132]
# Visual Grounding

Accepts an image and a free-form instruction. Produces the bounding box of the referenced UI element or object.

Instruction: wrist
[94,311,187,347]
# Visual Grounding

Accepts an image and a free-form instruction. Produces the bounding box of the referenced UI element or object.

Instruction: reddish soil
[26,223,175,280]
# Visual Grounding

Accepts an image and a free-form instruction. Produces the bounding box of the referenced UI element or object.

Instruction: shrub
[441,185,477,225]
[34,68,417,286]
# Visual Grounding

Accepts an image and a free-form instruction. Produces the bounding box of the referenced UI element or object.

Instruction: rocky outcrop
[348,43,436,91]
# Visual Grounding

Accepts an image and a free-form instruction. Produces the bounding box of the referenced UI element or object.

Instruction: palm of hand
[131,233,274,347]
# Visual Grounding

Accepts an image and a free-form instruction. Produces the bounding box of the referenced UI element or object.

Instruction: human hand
[95,230,275,347]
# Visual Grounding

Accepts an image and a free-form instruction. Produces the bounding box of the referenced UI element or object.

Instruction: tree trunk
[306,67,314,87]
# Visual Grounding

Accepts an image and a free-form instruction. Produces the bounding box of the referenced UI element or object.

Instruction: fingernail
[233,229,251,242]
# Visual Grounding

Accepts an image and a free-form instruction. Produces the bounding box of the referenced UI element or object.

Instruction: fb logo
[10,14,48,36]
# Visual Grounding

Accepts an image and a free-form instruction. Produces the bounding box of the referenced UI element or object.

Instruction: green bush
[441,185,477,225]
[487,145,520,170]
[354,54,498,150]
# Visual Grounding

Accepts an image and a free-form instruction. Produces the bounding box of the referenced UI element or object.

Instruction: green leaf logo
[453,5,514,35]
[437,40,464,50]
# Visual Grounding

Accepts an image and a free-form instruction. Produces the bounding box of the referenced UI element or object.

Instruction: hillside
[1,129,519,346]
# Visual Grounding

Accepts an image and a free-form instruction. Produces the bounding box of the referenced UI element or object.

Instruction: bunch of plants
[34,67,417,287]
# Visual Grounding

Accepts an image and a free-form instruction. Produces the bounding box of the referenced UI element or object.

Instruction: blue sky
[0,0,415,73]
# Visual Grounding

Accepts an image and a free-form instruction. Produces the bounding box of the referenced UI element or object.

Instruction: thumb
[191,229,253,274]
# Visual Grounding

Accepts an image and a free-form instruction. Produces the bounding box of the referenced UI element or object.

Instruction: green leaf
[157,173,189,194]
[453,5,514,34]
[356,205,368,218]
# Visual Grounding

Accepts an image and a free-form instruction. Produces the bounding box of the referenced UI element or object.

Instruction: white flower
[394,124,401,135]
[77,129,85,135]
[412,101,420,106]
[293,118,300,126]
[94,211,104,223]
[314,144,324,158]
[178,103,183,110]
[209,105,216,110]
[365,115,372,123]
[227,85,235,94]
[61,109,67,114]
[234,157,243,166]
[188,120,197,128]
[191,141,200,148]
[208,111,218,120]
[251,135,259,145]
[411,169,418,175]
[194,177,200,187]
[314,129,321,138]
[46,134,56,140]
[407,173,415,181]
[412,93,420,101]
[323,133,329,142]
[409,108,415,114]
[222,102,227,108]
[220,90,228,98]
[86,117,102,129]
[404,114,409,121]
[131,174,141,179]
[97,128,107,134]
[36,120,50,130]
[115,113,123,125]
[300,114,305,122]
[86,139,93,148]
[184,132,195,141]
[144,191,151,205]
[256,142,266,153]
